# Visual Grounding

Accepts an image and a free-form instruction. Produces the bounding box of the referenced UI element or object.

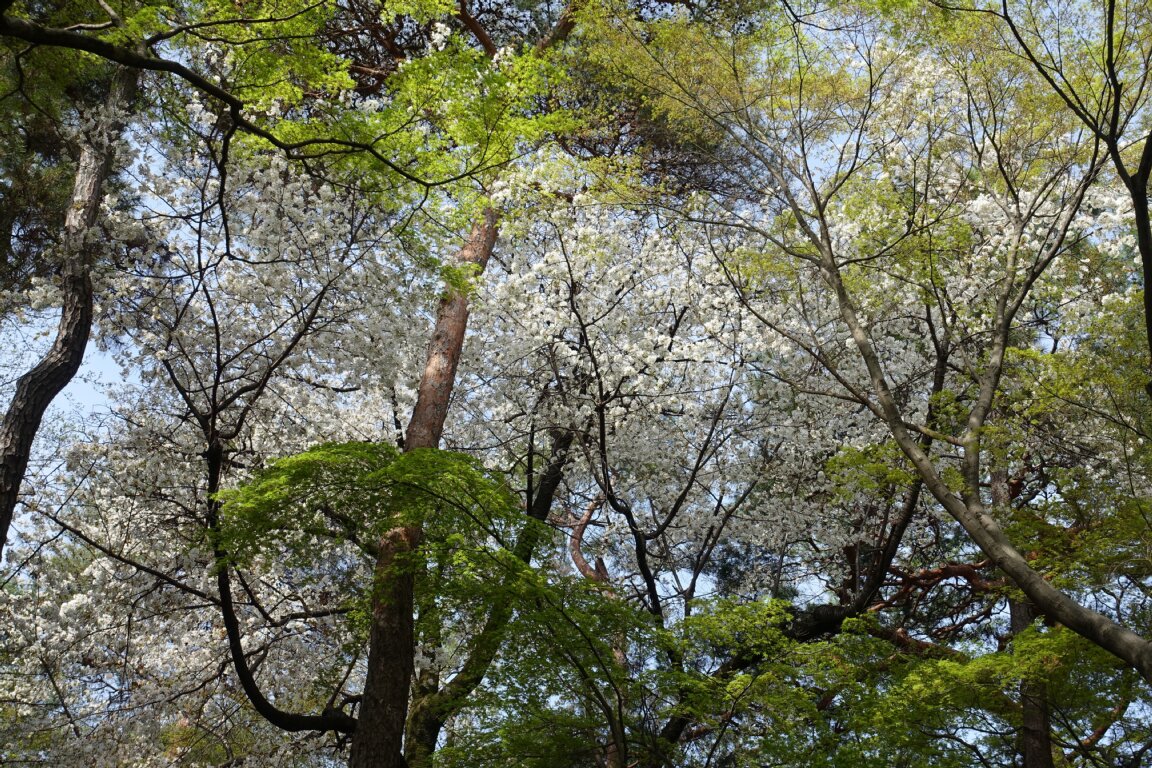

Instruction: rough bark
[402,210,499,450]
[0,68,136,556]
[992,469,1056,768]
[1010,599,1056,768]
[349,209,498,768]
[350,525,423,768]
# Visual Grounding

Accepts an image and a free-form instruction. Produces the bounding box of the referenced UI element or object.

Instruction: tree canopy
[3,0,1152,766]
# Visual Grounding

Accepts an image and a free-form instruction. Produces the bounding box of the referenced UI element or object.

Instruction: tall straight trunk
[402,209,498,451]
[349,209,498,768]
[1124,182,1152,398]
[0,68,136,556]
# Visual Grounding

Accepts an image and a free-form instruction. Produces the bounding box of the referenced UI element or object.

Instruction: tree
[0,4,555,761]
[973,0,1152,395]
[0,27,139,555]
[7,0,1152,765]
[0,0,366,561]
[573,0,1152,759]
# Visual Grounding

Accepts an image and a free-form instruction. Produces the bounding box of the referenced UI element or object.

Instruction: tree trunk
[1124,181,1152,398]
[349,209,498,768]
[1010,599,1055,768]
[402,209,498,451]
[350,525,423,768]
[991,469,1055,768]
[0,68,136,556]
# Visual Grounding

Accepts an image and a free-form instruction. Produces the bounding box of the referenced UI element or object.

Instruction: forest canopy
[2,0,1152,766]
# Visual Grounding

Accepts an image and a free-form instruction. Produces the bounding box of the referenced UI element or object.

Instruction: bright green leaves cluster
[268,37,572,222]
[379,0,456,24]
[827,442,917,501]
[217,442,520,566]
[2,3,121,97]
[216,440,539,657]
[216,441,396,566]
[154,0,353,107]
[864,622,1141,766]
[105,3,175,41]
[574,0,764,167]
[26,0,573,200]
[648,605,943,767]
[10,0,352,109]
[680,598,793,661]
[655,600,801,761]
[668,611,1133,768]
[369,46,543,183]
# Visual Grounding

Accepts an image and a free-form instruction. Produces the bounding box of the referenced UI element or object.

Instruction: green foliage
[379,0,457,24]
[10,0,1152,764]
[216,441,397,561]
[681,598,793,659]
[996,291,1152,592]
[827,442,917,500]
[217,439,532,648]
[146,0,351,107]
[433,570,653,768]
[217,442,520,566]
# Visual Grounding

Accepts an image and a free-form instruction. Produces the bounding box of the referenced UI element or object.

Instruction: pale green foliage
[217,441,522,582]
[8,0,1152,765]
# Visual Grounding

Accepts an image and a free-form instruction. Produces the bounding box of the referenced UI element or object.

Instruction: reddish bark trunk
[349,209,498,768]
[403,210,498,451]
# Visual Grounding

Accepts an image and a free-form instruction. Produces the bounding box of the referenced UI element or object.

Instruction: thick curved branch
[828,247,1152,683]
[215,561,357,734]
[0,14,474,187]
[457,0,497,57]
[205,443,356,735]
[570,493,608,582]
